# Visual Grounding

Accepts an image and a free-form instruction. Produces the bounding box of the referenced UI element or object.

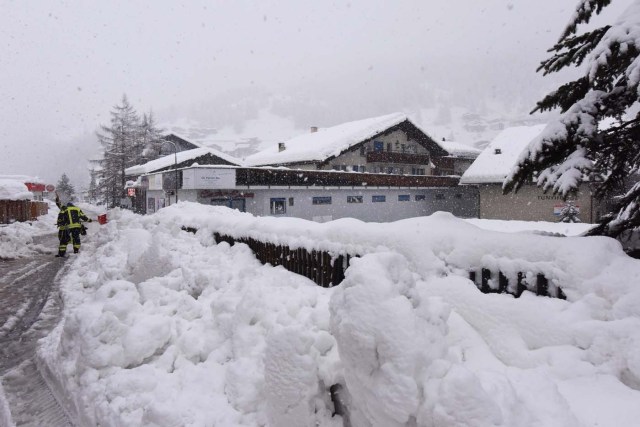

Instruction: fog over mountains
[0,0,632,187]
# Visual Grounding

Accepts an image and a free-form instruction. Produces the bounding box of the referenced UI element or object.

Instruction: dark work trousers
[58,229,70,255]
[58,228,82,255]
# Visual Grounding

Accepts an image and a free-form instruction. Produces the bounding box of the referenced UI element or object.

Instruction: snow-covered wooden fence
[0,200,48,224]
[469,268,566,299]
[183,226,564,299]
[212,231,355,288]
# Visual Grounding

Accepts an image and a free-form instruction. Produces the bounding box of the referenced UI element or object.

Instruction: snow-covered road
[0,233,73,427]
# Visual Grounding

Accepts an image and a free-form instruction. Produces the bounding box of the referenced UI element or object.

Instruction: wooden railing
[469,268,566,299]
[180,228,357,288]
[183,227,564,298]
[0,200,48,224]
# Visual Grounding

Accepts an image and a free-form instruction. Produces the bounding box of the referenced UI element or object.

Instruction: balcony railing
[366,151,430,165]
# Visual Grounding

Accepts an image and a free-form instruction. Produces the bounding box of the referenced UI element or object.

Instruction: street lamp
[156,140,179,205]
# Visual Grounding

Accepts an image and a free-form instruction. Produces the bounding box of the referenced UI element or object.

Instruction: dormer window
[494,148,502,154]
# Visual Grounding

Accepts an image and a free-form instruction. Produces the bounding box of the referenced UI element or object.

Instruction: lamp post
[156,140,178,205]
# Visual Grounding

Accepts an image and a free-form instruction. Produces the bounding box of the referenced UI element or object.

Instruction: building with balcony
[244,112,463,176]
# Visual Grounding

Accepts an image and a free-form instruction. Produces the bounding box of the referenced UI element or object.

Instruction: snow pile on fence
[40,203,640,426]
[0,178,33,201]
[0,201,57,259]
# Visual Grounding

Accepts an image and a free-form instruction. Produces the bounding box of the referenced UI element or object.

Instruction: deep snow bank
[0,201,57,259]
[40,203,640,427]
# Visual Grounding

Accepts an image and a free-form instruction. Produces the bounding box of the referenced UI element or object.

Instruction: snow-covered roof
[0,174,43,184]
[0,179,33,200]
[125,147,241,176]
[435,140,481,158]
[460,124,546,184]
[244,112,418,166]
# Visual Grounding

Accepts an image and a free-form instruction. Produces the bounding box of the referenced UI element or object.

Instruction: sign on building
[127,188,136,197]
[148,174,163,190]
[182,168,236,190]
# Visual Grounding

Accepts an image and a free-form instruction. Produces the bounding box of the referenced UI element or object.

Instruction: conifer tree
[56,173,75,202]
[96,95,141,207]
[139,111,164,163]
[504,0,640,237]
[559,201,582,223]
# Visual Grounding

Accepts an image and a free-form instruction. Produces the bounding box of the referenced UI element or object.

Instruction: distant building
[142,165,478,222]
[432,139,481,176]
[134,113,481,222]
[244,112,458,177]
[460,125,602,223]
[125,146,240,213]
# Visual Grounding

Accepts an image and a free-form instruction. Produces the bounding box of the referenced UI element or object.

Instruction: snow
[435,139,481,158]
[460,124,547,184]
[125,147,241,176]
[0,201,57,259]
[0,179,34,201]
[244,112,411,166]
[464,218,593,236]
[37,203,640,426]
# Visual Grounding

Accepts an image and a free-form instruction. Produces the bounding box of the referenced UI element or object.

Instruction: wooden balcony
[366,151,430,165]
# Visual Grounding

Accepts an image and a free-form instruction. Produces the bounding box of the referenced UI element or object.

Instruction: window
[312,196,332,205]
[414,168,425,175]
[398,195,410,202]
[372,195,386,203]
[455,193,462,199]
[374,141,384,152]
[415,195,426,201]
[289,197,294,206]
[270,198,286,214]
[360,166,366,173]
[435,194,445,200]
[401,144,406,153]
[340,165,347,171]
[332,164,340,170]
[360,145,366,156]
[352,165,359,172]
[347,195,363,203]
[387,143,392,152]
[387,167,394,174]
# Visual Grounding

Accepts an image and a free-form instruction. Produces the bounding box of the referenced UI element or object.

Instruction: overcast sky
[0,0,631,185]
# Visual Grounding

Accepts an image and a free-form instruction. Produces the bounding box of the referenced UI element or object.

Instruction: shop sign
[182,168,236,189]
[148,174,163,190]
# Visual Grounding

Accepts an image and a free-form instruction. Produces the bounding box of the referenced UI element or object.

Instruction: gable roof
[125,147,241,176]
[244,112,448,167]
[460,124,546,184]
[435,140,481,159]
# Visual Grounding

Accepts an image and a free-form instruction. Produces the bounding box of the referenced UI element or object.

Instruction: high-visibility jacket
[57,206,90,230]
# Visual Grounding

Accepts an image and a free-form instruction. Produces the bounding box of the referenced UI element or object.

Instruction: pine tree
[56,173,75,202]
[139,111,164,163]
[87,168,98,203]
[96,95,141,208]
[504,0,640,237]
[559,201,582,223]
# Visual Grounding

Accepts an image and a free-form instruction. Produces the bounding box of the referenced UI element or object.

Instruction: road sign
[45,184,55,192]
[127,188,136,197]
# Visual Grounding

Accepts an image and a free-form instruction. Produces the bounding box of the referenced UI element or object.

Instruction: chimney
[310,126,318,133]
[278,142,286,152]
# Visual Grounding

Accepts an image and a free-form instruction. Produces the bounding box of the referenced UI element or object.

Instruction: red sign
[127,188,136,197]
[45,184,55,192]
[25,182,46,192]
